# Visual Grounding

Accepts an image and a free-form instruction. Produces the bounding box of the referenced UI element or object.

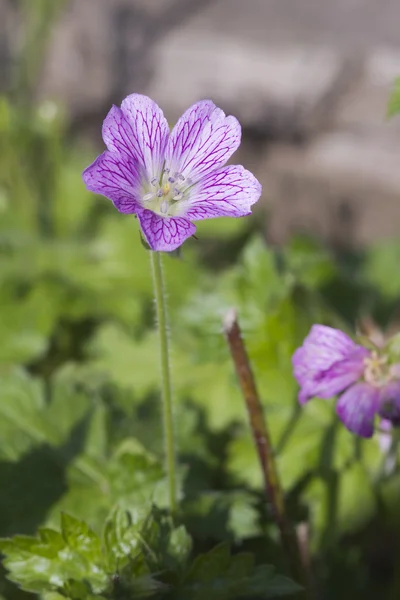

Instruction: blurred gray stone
[34,0,217,117]
[334,48,400,132]
[148,32,346,139]
[188,0,400,50]
[263,132,400,247]
[39,0,114,115]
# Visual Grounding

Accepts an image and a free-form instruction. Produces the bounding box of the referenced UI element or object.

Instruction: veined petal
[292,325,369,404]
[296,353,367,404]
[137,210,196,252]
[292,325,370,404]
[379,380,400,424]
[102,94,169,181]
[82,151,141,213]
[165,100,241,184]
[173,165,261,220]
[294,325,364,381]
[336,382,378,438]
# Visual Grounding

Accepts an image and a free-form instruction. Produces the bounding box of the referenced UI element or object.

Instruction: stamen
[168,176,176,184]
[164,168,170,174]
[160,200,169,214]
[363,352,390,387]
[151,177,158,186]
[178,173,185,182]
[143,192,155,201]
[173,190,184,200]
[156,189,164,198]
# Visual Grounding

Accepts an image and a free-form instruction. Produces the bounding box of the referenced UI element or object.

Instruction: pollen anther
[143,192,155,202]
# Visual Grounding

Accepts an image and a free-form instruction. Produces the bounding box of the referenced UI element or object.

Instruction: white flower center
[364,352,389,387]
[141,168,192,217]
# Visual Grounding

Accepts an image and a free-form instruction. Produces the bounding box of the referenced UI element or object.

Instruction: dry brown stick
[223,309,311,595]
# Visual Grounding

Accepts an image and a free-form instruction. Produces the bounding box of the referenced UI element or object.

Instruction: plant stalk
[223,309,312,596]
[150,250,177,513]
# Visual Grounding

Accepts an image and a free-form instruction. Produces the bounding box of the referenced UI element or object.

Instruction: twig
[223,309,311,595]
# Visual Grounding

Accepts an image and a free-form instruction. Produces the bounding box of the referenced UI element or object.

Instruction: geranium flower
[82,94,262,251]
[292,325,400,438]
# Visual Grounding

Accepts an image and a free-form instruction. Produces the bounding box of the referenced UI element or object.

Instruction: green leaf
[177,358,245,431]
[0,366,91,462]
[0,285,60,364]
[60,513,103,557]
[182,491,259,543]
[0,509,173,599]
[0,367,50,456]
[87,325,158,398]
[362,240,400,300]
[102,508,143,572]
[0,516,108,595]
[167,525,193,570]
[45,436,167,533]
[283,235,338,289]
[179,544,299,600]
[103,507,192,592]
[82,403,108,460]
[304,462,377,548]
[387,77,400,117]
[244,566,303,598]
[53,153,97,237]
[196,215,251,240]
[185,542,231,583]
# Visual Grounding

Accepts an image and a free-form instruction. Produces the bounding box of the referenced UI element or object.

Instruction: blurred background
[2,2,400,600]
[2,0,400,246]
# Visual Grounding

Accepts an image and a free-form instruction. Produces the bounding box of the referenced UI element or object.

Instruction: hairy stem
[223,309,312,596]
[150,251,177,513]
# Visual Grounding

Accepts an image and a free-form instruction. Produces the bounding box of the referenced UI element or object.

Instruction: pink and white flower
[293,325,400,438]
[83,95,261,252]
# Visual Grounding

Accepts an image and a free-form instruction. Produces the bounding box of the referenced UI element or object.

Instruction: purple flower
[82,95,262,252]
[292,325,400,438]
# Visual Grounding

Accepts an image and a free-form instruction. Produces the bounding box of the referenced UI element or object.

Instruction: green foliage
[177,543,301,600]
[0,510,299,600]
[0,367,91,460]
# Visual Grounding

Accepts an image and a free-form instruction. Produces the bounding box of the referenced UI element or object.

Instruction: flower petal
[172,165,261,220]
[137,210,196,252]
[82,151,141,213]
[296,356,367,404]
[379,380,400,424]
[292,325,368,404]
[102,94,169,181]
[165,100,241,184]
[293,325,364,383]
[336,382,378,438]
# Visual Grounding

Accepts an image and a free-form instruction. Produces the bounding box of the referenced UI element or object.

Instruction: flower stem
[150,250,177,513]
[223,309,313,598]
